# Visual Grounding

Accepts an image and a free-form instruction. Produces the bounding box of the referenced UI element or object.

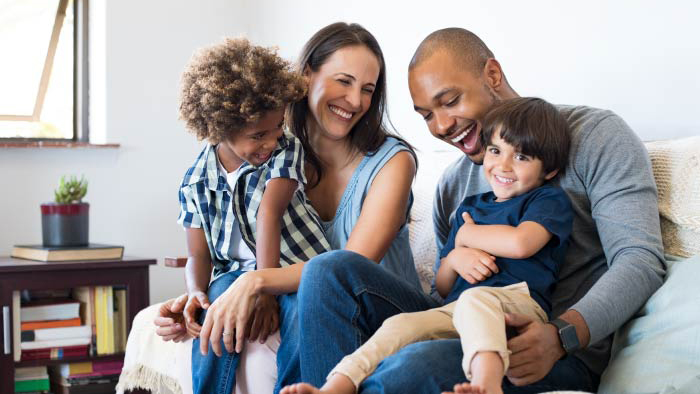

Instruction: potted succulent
[41,176,89,247]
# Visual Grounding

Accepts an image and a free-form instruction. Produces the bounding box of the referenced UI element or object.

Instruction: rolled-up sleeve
[177,184,202,228]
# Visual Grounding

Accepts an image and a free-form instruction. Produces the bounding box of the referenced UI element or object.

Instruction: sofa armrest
[164,256,187,268]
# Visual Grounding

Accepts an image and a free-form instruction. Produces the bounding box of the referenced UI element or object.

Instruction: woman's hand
[199,271,262,356]
[183,290,210,338]
[154,293,190,342]
[246,294,279,344]
[444,246,498,284]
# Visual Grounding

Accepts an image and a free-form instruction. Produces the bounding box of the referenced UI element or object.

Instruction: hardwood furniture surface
[0,256,155,393]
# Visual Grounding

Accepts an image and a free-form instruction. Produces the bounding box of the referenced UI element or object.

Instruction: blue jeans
[295,250,600,393]
[192,270,300,394]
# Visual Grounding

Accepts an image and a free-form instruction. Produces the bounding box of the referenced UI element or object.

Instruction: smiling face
[483,129,558,202]
[409,50,510,164]
[305,45,380,142]
[219,109,285,168]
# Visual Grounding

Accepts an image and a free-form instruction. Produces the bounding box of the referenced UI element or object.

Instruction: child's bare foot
[442,351,504,394]
[280,383,322,394]
[442,382,489,394]
[280,374,356,394]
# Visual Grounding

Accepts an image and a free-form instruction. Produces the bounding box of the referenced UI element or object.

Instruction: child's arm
[455,212,552,259]
[435,246,497,298]
[246,177,297,343]
[183,227,213,337]
[256,178,298,269]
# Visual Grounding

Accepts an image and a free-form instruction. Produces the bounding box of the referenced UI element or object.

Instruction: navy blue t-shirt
[438,184,573,314]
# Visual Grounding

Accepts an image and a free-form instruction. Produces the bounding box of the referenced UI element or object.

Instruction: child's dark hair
[481,97,571,176]
[179,38,306,144]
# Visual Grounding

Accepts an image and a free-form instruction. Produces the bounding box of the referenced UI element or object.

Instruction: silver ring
[222,331,233,336]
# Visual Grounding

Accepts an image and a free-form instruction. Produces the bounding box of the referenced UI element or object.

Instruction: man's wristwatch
[548,318,580,357]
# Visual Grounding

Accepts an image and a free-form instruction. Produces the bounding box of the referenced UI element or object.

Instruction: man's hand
[183,290,210,338]
[154,293,190,342]
[444,247,498,284]
[246,294,279,344]
[504,312,565,386]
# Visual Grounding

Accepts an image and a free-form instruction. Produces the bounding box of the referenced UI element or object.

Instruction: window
[0,0,88,141]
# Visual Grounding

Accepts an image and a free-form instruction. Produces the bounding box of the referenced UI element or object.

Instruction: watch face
[560,325,580,352]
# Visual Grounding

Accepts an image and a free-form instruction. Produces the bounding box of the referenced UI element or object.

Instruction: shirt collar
[204,144,229,191]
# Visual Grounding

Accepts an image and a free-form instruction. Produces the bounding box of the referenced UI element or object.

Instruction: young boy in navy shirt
[281,97,572,394]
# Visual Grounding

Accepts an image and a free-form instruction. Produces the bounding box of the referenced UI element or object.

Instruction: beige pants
[329,282,548,389]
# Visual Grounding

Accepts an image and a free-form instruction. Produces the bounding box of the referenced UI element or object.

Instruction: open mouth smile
[449,123,480,154]
[329,104,354,120]
[494,175,515,184]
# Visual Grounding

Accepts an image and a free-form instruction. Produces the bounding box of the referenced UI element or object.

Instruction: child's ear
[544,169,559,181]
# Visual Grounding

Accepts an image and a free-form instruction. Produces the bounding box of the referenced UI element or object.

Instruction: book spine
[106,287,114,354]
[20,317,81,331]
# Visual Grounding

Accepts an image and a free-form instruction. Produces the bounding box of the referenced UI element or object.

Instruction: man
[294,28,665,393]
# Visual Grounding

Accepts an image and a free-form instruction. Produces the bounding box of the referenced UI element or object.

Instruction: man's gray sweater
[432,105,667,376]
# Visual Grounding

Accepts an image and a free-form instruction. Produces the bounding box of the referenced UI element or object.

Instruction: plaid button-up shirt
[177,133,330,279]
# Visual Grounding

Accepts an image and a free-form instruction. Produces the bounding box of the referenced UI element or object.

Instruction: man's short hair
[409,28,494,75]
[481,97,571,176]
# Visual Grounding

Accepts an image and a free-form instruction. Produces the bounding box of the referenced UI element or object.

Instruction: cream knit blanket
[645,137,700,258]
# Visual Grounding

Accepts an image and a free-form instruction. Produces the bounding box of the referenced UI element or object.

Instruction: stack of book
[49,360,123,394]
[14,366,50,393]
[13,285,129,362]
[20,298,91,361]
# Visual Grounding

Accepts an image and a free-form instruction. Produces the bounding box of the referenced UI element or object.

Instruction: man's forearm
[570,251,664,345]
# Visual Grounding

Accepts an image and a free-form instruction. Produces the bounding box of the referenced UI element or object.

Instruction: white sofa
[117,137,700,394]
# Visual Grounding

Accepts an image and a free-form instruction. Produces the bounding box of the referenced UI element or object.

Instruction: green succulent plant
[54,175,88,204]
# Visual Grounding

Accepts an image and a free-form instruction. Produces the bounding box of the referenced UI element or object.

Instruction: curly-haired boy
[175,39,330,378]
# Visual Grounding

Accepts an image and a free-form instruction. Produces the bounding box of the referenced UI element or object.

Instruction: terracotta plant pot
[41,202,89,247]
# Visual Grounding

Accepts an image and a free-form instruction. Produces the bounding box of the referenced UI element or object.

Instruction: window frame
[0,0,89,143]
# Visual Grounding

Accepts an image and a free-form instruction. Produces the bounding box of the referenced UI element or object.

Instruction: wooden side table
[0,256,155,393]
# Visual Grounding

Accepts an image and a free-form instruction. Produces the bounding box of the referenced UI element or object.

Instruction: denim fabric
[294,250,439,387]
[192,270,245,394]
[274,293,300,393]
[192,272,302,394]
[361,339,599,394]
[293,250,599,393]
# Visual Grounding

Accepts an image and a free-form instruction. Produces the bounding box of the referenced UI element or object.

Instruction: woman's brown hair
[286,22,415,187]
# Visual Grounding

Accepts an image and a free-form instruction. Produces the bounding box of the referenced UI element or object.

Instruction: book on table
[10,243,124,262]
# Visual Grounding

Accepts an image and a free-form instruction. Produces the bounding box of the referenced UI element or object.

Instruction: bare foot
[281,373,356,394]
[280,383,322,394]
[442,382,487,393]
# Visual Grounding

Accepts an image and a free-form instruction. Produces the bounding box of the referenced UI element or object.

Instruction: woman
[154,22,422,393]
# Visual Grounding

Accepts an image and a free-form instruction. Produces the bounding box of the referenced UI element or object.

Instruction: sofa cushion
[598,254,700,394]
[409,150,461,293]
[645,137,700,258]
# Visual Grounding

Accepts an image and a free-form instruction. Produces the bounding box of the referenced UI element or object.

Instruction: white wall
[246,0,700,151]
[2,0,698,304]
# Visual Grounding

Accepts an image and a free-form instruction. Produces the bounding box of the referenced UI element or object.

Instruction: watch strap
[548,318,580,356]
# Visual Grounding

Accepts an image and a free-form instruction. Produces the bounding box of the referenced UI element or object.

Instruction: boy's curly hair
[179,38,306,144]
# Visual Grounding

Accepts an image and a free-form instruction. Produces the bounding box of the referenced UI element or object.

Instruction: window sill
[0,141,119,148]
